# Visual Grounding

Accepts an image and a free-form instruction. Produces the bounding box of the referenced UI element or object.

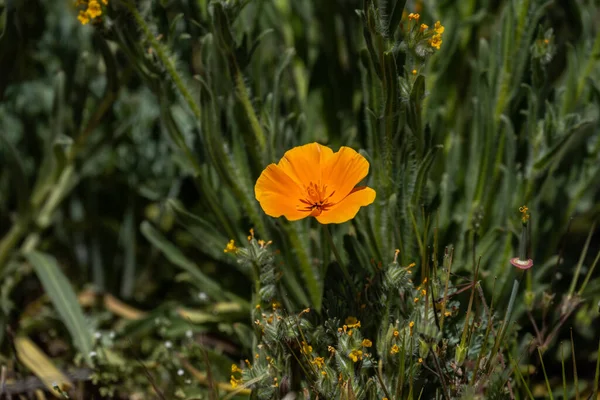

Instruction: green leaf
[380,0,408,38]
[25,251,93,364]
[411,145,442,207]
[533,121,594,173]
[140,221,249,308]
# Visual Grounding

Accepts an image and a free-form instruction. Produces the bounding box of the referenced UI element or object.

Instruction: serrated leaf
[25,251,93,365]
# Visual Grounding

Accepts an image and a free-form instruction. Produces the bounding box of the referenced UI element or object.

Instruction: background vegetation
[0,0,599,398]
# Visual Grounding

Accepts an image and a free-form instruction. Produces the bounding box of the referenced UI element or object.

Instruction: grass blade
[25,251,93,365]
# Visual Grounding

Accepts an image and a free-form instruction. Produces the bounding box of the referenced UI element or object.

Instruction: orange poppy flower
[254,143,376,224]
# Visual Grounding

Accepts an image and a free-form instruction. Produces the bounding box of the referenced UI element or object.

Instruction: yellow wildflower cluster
[311,356,325,369]
[224,239,238,253]
[390,344,400,354]
[301,341,313,355]
[76,0,107,25]
[349,349,363,362]
[230,364,243,388]
[428,21,445,50]
[338,316,361,336]
[519,205,530,223]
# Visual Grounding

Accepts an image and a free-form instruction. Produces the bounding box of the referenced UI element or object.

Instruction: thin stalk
[409,331,414,400]
[571,328,579,400]
[322,225,352,287]
[488,276,520,375]
[508,354,535,400]
[537,347,553,400]
[561,342,567,400]
[397,328,406,399]
[439,247,453,331]
[593,335,600,400]
[577,247,600,295]
[568,220,596,296]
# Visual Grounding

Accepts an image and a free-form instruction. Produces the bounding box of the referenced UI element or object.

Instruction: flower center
[298,182,335,215]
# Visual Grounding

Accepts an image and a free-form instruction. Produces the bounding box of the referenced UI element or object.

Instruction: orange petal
[316,186,376,224]
[255,164,309,220]
[322,147,370,204]
[277,143,333,188]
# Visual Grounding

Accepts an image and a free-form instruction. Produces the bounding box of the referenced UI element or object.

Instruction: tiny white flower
[186,330,193,339]
[94,332,102,339]
[165,341,173,349]
[177,369,184,376]
[198,292,208,301]
[89,351,98,358]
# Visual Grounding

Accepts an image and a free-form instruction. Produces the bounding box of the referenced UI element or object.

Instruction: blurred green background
[1,0,599,398]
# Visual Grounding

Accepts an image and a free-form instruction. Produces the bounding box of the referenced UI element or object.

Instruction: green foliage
[0,0,599,398]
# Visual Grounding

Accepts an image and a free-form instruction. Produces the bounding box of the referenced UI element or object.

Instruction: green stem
[488,276,519,374]
[322,225,352,286]
[519,224,527,261]
[568,220,596,296]
[0,221,27,273]
[124,1,202,122]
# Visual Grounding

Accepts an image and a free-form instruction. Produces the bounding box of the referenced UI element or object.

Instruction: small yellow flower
[345,316,358,325]
[418,357,423,363]
[86,0,102,18]
[255,304,261,309]
[393,330,399,337]
[429,34,443,50]
[301,341,313,354]
[230,375,243,388]
[311,356,325,369]
[412,69,417,75]
[349,349,363,362]
[77,11,90,25]
[519,205,530,222]
[390,344,400,354]
[444,311,452,317]
[231,364,242,373]
[224,239,238,253]
[420,23,428,32]
[434,21,444,34]
[361,339,373,347]
[409,321,415,336]
[408,13,420,21]
[421,289,427,296]
[414,297,420,303]
[321,370,327,376]
[328,345,336,353]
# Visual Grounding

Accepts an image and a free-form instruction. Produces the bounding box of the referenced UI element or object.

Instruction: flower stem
[519,223,527,261]
[322,225,352,286]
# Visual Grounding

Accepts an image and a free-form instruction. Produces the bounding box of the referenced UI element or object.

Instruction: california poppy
[254,142,376,224]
